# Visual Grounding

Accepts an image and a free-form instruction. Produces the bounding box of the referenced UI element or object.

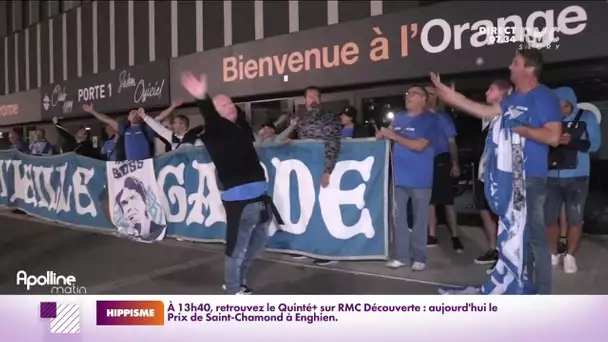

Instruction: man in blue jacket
[546,87,602,274]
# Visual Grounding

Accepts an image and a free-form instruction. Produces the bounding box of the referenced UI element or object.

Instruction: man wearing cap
[340,106,370,139]
[545,86,601,274]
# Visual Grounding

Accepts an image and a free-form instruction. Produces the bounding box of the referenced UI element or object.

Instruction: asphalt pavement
[0,210,606,295]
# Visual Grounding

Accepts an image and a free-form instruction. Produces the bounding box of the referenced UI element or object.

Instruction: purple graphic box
[40,302,57,319]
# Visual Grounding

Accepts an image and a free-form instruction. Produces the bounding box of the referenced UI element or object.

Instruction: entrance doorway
[250,99,293,133]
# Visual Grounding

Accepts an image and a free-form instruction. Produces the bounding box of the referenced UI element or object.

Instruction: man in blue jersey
[546,87,602,274]
[425,86,464,252]
[430,47,562,294]
[378,85,437,272]
[101,125,119,161]
[84,101,179,160]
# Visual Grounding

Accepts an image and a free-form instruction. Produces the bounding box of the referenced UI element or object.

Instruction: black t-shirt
[196,97,265,192]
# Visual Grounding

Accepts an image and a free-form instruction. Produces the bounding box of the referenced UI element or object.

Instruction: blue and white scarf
[440,107,534,295]
[481,107,533,294]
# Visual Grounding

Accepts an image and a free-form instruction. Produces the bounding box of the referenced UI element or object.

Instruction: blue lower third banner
[0,139,389,259]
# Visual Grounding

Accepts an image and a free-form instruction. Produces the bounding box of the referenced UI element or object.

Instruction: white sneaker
[411,262,426,271]
[386,260,407,269]
[292,255,308,260]
[563,254,578,274]
[551,254,560,266]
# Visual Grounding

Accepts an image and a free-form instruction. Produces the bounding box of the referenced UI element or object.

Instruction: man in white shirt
[139,112,203,149]
[155,117,173,156]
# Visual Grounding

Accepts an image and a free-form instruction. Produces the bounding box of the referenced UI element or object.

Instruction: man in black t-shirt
[180,72,283,295]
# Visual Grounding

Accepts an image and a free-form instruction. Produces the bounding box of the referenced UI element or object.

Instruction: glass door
[249,98,294,133]
[355,85,408,136]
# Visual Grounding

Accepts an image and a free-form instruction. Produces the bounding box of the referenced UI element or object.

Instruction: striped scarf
[481,106,535,294]
[439,107,534,295]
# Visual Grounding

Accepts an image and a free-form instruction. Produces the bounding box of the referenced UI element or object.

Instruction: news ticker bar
[63,300,502,326]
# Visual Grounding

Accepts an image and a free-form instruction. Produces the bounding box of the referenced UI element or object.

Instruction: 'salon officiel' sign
[0,140,390,259]
[41,61,170,119]
[170,1,608,100]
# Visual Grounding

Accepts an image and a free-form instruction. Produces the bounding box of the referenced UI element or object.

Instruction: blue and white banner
[0,152,113,230]
[0,139,389,259]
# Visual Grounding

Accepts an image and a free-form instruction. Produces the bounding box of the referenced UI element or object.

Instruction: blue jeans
[545,177,589,227]
[224,202,270,294]
[393,187,432,263]
[525,177,552,294]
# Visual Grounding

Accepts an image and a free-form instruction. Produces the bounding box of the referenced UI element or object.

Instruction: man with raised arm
[52,117,100,159]
[180,72,283,295]
[83,101,181,160]
[137,111,204,150]
[430,47,562,294]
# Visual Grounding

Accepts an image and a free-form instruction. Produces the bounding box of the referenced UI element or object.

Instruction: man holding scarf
[431,47,562,294]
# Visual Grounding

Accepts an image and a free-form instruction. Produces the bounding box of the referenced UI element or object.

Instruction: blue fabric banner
[0,139,389,260]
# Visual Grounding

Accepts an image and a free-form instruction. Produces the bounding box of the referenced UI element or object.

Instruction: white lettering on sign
[419,5,587,53]
[156,164,188,223]
[0,104,19,117]
[155,157,376,239]
[134,79,164,104]
[51,85,68,106]
[270,158,315,235]
[188,161,225,227]
[78,84,112,102]
[48,85,74,113]
[318,157,375,239]
[118,70,137,93]
[0,160,97,217]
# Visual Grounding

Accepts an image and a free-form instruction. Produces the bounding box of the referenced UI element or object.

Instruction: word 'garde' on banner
[0,140,390,259]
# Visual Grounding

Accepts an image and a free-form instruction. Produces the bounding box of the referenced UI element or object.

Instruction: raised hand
[429,72,457,105]
[52,116,59,125]
[180,72,207,100]
[82,103,94,113]
[172,99,184,107]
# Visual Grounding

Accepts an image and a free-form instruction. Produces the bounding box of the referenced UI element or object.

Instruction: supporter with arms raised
[429,47,562,294]
[137,110,204,150]
[83,101,180,160]
[52,117,101,159]
[180,72,283,295]
[155,117,174,156]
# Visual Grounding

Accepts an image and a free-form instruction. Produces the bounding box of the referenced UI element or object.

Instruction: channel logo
[96,300,164,326]
[40,302,80,334]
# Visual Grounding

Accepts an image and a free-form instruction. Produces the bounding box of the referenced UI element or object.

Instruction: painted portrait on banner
[106,159,167,243]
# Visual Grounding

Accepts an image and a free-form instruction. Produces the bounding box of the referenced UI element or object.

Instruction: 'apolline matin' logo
[16,270,87,294]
